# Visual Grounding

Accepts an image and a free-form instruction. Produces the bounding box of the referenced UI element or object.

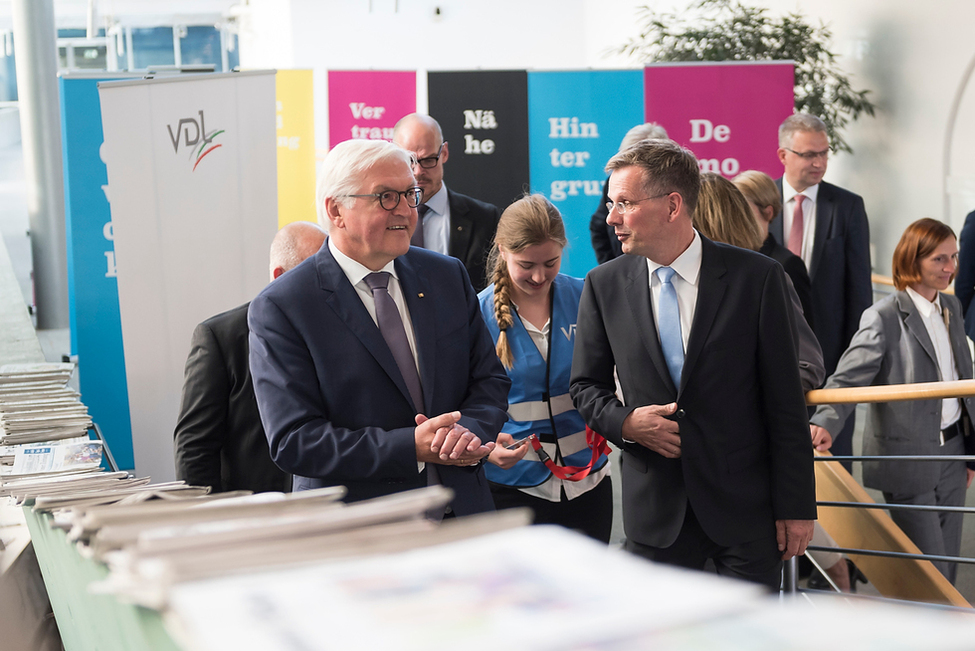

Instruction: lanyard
[529,426,610,481]
[531,282,610,480]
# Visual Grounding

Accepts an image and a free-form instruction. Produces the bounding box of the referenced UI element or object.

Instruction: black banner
[427,70,529,214]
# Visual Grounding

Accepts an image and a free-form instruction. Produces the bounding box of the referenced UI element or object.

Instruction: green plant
[615,0,876,153]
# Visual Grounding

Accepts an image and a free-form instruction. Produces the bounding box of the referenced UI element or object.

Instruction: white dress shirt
[905,286,962,435]
[781,181,820,273]
[419,185,451,256]
[646,229,702,355]
[328,238,420,375]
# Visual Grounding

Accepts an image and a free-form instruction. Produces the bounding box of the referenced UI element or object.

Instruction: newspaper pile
[0,363,92,446]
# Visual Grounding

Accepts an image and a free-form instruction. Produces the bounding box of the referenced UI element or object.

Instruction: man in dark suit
[248,139,510,516]
[771,113,872,460]
[954,208,975,340]
[174,221,326,493]
[570,139,816,587]
[393,113,500,292]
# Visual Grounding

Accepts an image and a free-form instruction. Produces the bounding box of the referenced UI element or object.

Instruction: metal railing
[782,379,975,607]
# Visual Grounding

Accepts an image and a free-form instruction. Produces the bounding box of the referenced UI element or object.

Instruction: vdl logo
[167,110,224,171]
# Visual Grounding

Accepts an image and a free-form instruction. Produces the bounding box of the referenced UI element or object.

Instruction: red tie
[787,194,805,257]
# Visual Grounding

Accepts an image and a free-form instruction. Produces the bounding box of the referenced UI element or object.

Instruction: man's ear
[272,266,286,280]
[324,197,343,229]
[440,140,449,165]
[777,147,788,167]
[667,192,684,222]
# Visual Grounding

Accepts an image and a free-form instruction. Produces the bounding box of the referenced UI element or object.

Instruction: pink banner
[327,70,416,148]
[644,63,794,178]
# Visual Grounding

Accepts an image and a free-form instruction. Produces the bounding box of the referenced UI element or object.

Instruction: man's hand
[414,412,495,465]
[775,519,814,560]
[809,425,833,451]
[621,403,681,458]
[967,468,974,489]
[487,432,531,469]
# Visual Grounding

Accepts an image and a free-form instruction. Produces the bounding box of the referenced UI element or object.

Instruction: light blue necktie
[655,266,684,388]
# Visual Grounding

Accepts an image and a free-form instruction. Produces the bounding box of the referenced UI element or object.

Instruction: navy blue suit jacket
[247,241,510,515]
[955,209,975,340]
[772,179,872,376]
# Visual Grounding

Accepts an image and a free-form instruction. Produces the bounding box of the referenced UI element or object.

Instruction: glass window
[180,25,222,71]
[131,26,175,69]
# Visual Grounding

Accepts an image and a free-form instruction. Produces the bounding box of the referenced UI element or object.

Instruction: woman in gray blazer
[810,218,975,583]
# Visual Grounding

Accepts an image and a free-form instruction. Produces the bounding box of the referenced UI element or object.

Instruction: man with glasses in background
[248,139,510,516]
[393,113,501,291]
[773,113,872,462]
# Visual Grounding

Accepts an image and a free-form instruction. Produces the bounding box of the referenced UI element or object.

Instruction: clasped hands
[414,411,495,466]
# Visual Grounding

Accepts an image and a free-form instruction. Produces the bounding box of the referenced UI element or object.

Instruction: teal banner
[60,74,137,470]
[528,70,644,278]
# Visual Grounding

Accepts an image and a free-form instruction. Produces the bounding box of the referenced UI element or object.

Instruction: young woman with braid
[479,194,613,543]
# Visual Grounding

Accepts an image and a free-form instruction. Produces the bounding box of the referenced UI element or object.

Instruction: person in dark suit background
[248,138,510,516]
[174,221,326,493]
[392,113,501,292]
[589,122,669,264]
[734,169,814,329]
[953,208,975,340]
[810,219,975,583]
[570,139,816,588]
[772,113,872,461]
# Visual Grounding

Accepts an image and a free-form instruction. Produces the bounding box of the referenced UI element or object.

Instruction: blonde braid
[492,256,516,370]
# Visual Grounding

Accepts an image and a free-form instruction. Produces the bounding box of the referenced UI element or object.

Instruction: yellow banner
[276,70,317,227]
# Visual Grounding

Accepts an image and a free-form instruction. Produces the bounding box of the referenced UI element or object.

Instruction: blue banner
[60,74,136,470]
[527,70,644,278]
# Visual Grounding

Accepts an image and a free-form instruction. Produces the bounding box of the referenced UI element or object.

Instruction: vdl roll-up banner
[528,70,645,278]
[644,62,795,179]
[428,70,530,216]
[60,72,143,471]
[98,71,278,482]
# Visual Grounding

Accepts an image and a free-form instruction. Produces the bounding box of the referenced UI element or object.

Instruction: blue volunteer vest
[478,275,609,488]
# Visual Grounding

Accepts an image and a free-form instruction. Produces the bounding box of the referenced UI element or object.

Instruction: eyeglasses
[339,187,423,211]
[606,192,671,215]
[413,142,447,169]
[784,147,830,161]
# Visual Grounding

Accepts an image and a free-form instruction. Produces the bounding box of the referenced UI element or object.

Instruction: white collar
[906,285,942,319]
[646,229,702,286]
[782,179,820,205]
[328,237,398,287]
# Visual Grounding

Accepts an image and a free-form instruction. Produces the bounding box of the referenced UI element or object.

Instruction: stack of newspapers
[0,363,92,447]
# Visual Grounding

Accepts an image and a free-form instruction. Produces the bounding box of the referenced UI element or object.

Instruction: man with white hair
[248,139,510,515]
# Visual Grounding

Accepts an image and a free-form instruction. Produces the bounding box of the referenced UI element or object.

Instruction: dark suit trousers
[624,501,782,590]
[883,434,967,584]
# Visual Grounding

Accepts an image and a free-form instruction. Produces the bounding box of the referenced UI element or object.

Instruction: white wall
[234,0,975,272]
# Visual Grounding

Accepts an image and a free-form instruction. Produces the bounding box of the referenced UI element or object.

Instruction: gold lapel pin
[418,293,425,298]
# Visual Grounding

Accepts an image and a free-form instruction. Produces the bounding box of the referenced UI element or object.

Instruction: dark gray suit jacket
[772,179,872,376]
[811,291,975,495]
[570,236,816,549]
[174,303,291,493]
[446,188,501,293]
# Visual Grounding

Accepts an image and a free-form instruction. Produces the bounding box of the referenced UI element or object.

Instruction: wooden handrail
[872,272,954,295]
[807,380,975,405]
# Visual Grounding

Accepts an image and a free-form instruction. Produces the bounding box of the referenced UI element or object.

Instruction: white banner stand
[98,71,278,482]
